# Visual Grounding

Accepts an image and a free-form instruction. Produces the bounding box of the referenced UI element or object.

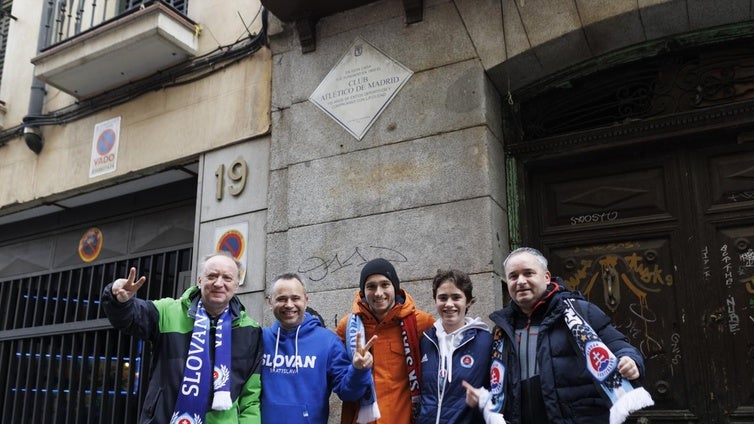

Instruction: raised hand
[111,267,146,303]
[352,333,377,370]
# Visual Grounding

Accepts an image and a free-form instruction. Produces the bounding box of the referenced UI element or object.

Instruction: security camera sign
[89,116,121,178]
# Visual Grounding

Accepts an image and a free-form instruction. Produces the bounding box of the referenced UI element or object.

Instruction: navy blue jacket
[491,282,645,424]
[418,318,492,424]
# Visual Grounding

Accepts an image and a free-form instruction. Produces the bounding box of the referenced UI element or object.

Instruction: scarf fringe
[609,386,654,424]
[477,386,508,424]
[212,391,232,411]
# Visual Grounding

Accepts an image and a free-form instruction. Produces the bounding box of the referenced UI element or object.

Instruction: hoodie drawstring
[273,327,281,371]
[294,325,301,373]
[272,324,303,373]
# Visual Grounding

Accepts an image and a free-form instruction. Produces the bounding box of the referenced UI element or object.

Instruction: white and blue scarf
[487,326,506,414]
[346,314,381,423]
[171,301,233,424]
[475,327,507,423]
[563,298,654,424]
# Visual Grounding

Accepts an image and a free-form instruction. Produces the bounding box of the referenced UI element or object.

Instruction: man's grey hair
[503,247,548,270]
[200,250,243,277]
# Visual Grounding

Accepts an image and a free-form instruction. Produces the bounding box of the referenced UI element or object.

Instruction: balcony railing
[32,0,197,98]
[42,0,187,50]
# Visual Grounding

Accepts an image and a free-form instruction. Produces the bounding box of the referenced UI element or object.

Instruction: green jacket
[102,284,263,424]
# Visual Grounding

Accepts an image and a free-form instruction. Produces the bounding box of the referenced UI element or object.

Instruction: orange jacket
[336,290,435,424]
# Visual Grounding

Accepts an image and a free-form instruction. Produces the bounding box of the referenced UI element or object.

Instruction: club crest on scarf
[172,301,234,421]
[563,298,654,424]
[488,327,506,413]
[214,364,231,389]
[490,362,504,394]
[171,412,203,424]
[585,340,617,381]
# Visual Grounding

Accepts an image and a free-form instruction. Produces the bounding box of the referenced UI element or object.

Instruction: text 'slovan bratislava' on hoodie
[261,312,372,424]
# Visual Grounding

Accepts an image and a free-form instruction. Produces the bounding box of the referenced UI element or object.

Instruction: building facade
[260,0,753,423]
[0,0,271,421]
[0,0,752,423]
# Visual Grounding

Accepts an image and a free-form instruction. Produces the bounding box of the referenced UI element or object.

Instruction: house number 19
[215,158,248,200]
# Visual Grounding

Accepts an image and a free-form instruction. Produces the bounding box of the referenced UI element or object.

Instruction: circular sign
[78,227,103,263]
[216,230,245,259]
[216,229,247,285]
[96,129,117,155]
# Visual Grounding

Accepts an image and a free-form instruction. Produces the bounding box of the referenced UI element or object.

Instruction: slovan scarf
[473,327,507,424]
[487,326,506,414]
[400,314,421,423]
[563,298,654,424]
[346,314,380,423]
[171,301,233,424]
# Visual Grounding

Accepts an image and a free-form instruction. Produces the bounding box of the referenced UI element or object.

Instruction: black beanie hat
[359,258,400,294]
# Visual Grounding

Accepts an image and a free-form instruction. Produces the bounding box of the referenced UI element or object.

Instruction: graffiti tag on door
[561,246,669,358]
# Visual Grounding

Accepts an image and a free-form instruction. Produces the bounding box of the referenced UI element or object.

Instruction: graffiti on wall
[701,246,712,281]
[297,245,407,282]
[727,190,754,202]
[729,244,754,332]
[562,245,669,359]
[563,248,667,308]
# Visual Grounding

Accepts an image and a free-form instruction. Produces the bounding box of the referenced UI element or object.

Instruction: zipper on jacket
[435,356,447,424]
[427,330,477,424]
[523,316,535,422]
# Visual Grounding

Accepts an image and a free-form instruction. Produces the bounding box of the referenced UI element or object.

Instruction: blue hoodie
[261,313,372,424]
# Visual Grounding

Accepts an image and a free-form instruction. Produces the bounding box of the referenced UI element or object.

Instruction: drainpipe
[23,3,52,154]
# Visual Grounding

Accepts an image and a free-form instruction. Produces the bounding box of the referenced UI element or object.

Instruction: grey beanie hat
[359,258,400,294]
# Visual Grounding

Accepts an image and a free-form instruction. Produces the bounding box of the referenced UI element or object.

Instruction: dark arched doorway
[510,40,754,423]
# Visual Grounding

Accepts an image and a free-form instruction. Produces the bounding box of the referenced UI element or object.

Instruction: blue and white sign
[89,116,121,178]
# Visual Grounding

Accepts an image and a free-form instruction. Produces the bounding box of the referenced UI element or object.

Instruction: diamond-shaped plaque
[309,37,413,140]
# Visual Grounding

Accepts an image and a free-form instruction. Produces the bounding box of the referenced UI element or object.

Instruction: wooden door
[521,136,754,423]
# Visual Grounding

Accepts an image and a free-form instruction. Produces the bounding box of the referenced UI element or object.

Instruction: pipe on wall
[23,2,51,154]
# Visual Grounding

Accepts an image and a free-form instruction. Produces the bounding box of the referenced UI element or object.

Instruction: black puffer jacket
[490,280,645,424]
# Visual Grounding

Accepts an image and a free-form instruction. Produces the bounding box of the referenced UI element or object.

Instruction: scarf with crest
[563,298,654,424]
[170,301,233,424]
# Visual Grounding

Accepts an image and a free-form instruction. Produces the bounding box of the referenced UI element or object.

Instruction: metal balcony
[31,0,197,99]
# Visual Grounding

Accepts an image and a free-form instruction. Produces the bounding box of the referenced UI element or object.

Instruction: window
[0,248,192,423]
[0,0,13,90]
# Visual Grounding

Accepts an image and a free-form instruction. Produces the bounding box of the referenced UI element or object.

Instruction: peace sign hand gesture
[352,333,377,370]
[111,267,146,303]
